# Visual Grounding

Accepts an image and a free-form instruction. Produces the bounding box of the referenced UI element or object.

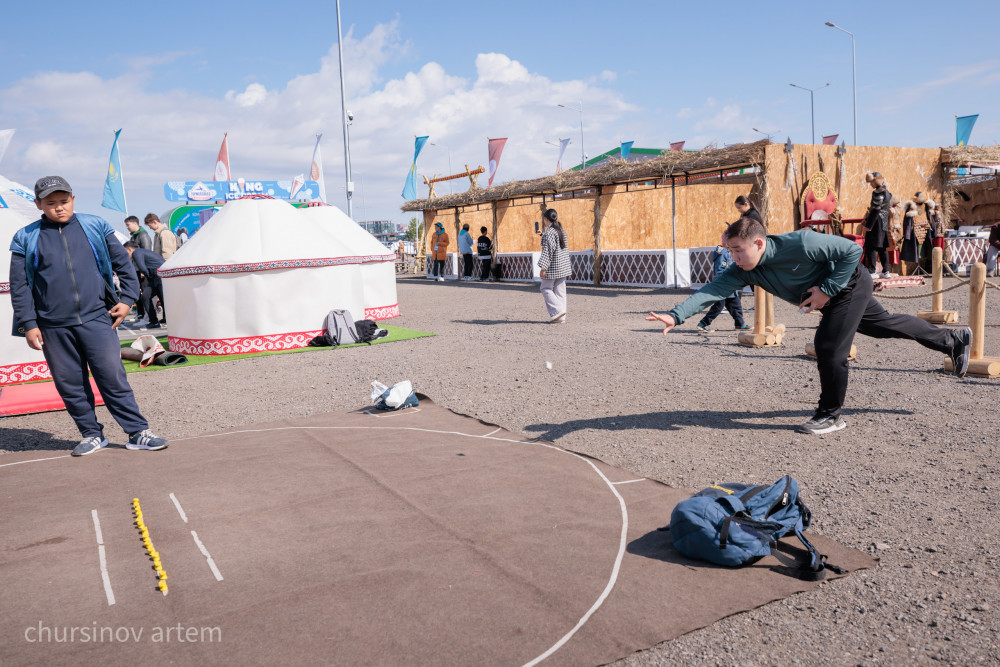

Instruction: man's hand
[539,269,547,279]
[25,328,44,350]
[799,286,830,313]
[646,311,676,336]
[109,302,131,329]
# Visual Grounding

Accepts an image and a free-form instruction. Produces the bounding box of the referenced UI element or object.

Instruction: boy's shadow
[524,407,912,442]
[1,428,77,452]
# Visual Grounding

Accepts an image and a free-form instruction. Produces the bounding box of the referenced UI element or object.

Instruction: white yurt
[1,175,50,385]
[159,197,398,355]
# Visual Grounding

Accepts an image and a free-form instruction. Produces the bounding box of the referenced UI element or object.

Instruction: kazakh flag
[102,129,127,214]
[956,115,978,146]
[402,136,429,200]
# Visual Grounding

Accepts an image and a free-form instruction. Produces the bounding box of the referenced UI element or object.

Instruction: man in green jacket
[647,216,972,435]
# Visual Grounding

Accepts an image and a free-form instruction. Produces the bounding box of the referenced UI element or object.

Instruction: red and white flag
[670,141,685,152]
[487,137,507,187]
[822,134,839,145]
[214,133,231,181]
[310,134,327,203]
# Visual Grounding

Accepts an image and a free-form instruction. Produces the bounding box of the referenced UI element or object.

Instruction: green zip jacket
[667,230,864,325]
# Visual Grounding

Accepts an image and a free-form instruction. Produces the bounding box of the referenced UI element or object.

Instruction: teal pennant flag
[402,136,429,200]
[102,129,127,214]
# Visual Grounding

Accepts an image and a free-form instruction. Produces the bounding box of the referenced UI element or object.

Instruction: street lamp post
[429,142,453,194]
[825,22,857,146]
[789,82,831,145]
[557,102,585,171]
[335,0,353,218]
[752,127,781,140]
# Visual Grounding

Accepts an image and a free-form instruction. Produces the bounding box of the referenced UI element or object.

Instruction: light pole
[825,22,857,146]
[430,141,453,193]
[789,82,831,145]
[752,127,781,140]
[335,0,353,217]
[557,102,585,171]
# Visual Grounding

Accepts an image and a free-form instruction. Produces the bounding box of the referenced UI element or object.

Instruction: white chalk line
[611,478,647,486]
[0,454,71,468]
[169,492,188,523]
[361,407,422,418]
[90,510,116,606]
[191,530,224,582]
[482,427,503,437]
[169,492,223,582]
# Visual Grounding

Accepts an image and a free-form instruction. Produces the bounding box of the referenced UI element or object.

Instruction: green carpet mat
[120,325,434,374]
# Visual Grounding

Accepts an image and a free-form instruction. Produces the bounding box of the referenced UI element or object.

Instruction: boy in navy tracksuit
[8,176,168,456]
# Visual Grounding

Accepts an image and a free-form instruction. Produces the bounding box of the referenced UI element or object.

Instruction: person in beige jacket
[144,213,178,260]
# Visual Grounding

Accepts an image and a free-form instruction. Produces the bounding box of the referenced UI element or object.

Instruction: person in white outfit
[538,208,571,323]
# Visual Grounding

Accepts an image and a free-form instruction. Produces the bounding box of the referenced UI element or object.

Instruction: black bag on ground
[353,319,388,344]
[492,261,503,280]
[309,310,388,347]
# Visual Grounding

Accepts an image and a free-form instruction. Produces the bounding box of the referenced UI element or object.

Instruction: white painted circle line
[0,454,71,468]
[91,510,116,606]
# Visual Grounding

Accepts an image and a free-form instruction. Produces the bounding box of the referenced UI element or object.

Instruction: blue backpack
[668,476,845,580]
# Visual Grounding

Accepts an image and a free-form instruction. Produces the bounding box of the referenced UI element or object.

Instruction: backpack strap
[767,527,847,580]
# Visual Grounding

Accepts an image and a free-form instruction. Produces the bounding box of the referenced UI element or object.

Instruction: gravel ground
[4,275,999,665]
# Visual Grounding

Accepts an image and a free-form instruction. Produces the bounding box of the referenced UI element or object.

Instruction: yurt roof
[159,197,395,277]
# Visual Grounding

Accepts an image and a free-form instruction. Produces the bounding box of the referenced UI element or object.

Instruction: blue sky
[1,0,998,228]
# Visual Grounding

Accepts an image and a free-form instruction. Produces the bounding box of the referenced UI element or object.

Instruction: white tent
[159,198,398,355]
[1,175,49,385]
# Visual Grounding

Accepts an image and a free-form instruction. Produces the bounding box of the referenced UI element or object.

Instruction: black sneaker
[950,327,972,378]
[796,415,846,435]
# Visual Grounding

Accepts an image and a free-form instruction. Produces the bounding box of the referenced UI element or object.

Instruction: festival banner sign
[402,136,429,200]
[164,179,321,203]
[822,134,839,145]
[620,141,634,160]
[670,141,686,152]
[556,138,570,173]
[310,134,327,203]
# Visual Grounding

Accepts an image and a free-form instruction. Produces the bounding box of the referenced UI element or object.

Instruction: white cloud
[600,70,617,82]
[227,83,270,107]
[0,21,633,223]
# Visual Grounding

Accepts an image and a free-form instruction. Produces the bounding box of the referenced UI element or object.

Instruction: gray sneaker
[796,415,846,435]
[950,327,972,378]
[72,436,108,457]
[127,429,169,451]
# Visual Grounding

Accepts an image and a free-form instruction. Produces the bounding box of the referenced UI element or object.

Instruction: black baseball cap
[34,176,73,200]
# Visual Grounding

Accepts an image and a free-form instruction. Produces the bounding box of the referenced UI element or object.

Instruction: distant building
[358,219,405,251]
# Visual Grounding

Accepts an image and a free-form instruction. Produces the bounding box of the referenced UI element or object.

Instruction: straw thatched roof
[940,144,1000,166]
[401,140,770,212]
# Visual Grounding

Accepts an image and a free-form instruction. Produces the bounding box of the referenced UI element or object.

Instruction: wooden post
[739,287,783,347]
[970,262,986,361]
[917,247,958,323]
[593,185,604,286]
[943,262,1000,377]
[764,291,775,329]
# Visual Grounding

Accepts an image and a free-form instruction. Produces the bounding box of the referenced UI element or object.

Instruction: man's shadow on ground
[523,407,912,442]
[1,428,78,453]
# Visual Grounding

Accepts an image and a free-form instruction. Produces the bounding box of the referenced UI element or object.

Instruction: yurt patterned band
[158,254,397,279]
[0,282,9,293]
